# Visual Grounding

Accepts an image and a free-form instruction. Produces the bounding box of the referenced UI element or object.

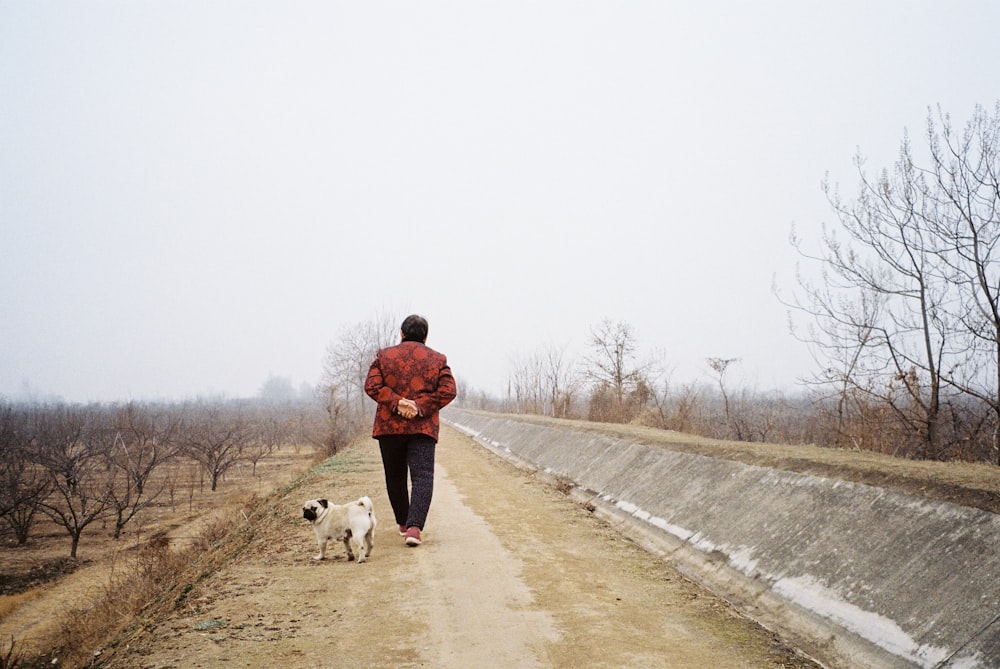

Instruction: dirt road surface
[105,426,818,668]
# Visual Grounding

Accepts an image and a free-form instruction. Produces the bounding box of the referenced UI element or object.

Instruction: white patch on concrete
[615,499,639,514]
[648,516,694,542]
[947,653,988,669]
[726,545,759,575]
[772,574,950,668]
[449,422,479,438]
[612,499,695,543]
[690,532,718,554]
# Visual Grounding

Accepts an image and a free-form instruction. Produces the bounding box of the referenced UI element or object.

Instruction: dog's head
[302,498,329,522]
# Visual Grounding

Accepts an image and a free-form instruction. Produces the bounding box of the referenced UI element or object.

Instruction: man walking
[364,314,457,546]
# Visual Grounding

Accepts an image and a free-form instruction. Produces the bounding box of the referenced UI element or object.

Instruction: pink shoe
[404,527,422,546]
[397,525,407,536]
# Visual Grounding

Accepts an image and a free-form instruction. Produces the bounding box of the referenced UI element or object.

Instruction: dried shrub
[0,637,25,669]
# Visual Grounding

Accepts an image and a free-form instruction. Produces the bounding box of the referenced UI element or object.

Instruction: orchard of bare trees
[0,397,330,559]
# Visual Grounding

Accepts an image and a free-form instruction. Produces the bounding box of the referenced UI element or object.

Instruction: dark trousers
[377,434,436,531]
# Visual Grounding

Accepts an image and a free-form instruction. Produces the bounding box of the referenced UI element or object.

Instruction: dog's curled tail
[358,496,376,528]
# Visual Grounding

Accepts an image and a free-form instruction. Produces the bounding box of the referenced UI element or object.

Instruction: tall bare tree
[320,311,399,453]
[543,342,580,418]
[707,357,740,438]
[506,349,546,414]
[322,311,398,414]
[782,104,1000,460]
[919,103,1000,462]
[586,319,646,423]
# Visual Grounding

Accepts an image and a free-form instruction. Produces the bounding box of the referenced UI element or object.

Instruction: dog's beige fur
[302,496,377,563]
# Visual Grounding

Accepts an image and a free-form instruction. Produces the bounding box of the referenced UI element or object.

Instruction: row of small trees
[479,321,806,444]
[0,398,329,558]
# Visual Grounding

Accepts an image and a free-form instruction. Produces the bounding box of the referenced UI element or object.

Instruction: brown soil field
[0,444,319,664]
[3,413,999,668]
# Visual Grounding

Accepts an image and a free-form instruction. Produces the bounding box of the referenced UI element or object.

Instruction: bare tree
[180,403,251,492]
[33,405,114,558]
[243,401,311,475]
[506,349,543,414]
[919,103,1000,462]
[105,403,180,539]
[506,342,581,417]
[0,405,50,544]
[585,319,646,423]
[707,357,740,438]
[639,352,675,429]
[780,104,1000,460]
[320,311,399,453]
[322,311,398,415]
[542,342,580,418]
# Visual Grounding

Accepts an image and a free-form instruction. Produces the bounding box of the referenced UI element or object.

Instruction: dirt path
[107,426,817,668]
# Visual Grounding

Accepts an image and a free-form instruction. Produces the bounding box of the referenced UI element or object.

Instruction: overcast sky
[1,1,997,404]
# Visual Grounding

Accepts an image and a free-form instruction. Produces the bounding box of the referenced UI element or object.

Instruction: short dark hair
[400,314,429,343]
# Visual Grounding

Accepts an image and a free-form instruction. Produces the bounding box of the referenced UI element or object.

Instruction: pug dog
[302,496,377,563]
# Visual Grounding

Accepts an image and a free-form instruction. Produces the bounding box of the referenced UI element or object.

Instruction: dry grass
[35,488,304,668]
[55,531,217,667]
[0,637,26,669]
[0,591,41,622]
[90,485,306,668]
[0,444,319,668]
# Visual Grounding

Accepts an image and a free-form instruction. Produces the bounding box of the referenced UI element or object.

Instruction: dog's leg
[363,528,374,559]
[342,536,356,561]
[354,529,371,563]
[315,537,327,561]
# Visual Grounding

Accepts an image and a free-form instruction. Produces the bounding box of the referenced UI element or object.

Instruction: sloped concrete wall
[445,408,1000,669]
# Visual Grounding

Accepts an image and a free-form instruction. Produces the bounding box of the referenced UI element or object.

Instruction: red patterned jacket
[364,341,457,441]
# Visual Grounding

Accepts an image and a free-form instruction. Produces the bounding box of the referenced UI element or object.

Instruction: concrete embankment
[445,408,1000,669]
